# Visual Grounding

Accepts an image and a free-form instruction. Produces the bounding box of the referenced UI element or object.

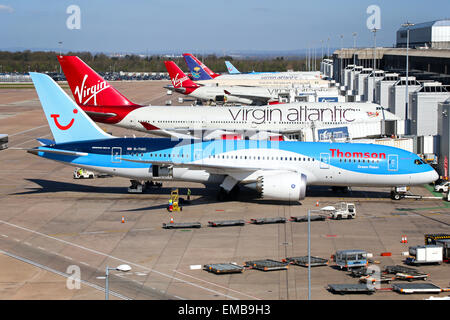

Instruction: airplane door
[194,149,203,163]
[111,147,122,163]
[320,153,330,169]
[388,154,398,171]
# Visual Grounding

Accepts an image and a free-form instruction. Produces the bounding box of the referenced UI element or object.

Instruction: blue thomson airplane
[21,73,438,203]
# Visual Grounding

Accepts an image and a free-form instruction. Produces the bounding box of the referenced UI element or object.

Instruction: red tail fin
[164,61,199,94]
[57,56,137,107]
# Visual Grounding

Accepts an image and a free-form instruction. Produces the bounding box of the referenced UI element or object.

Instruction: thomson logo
[74,74,110,105]
[330,148,386,159]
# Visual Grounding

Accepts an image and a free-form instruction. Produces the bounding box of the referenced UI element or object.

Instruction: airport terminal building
[322,19,450,178]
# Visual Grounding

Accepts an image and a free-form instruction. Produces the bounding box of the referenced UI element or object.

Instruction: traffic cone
[316,201,319,207]
[170,216,174,224]
[121,216,125,223]
[404,235,408,244]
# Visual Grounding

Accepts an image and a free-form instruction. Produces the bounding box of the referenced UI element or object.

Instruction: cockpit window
[414,159,426,165]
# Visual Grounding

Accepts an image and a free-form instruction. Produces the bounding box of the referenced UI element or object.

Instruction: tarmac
[0,80,449,300]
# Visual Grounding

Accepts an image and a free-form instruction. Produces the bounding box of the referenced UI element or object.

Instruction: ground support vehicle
[327,283,375,295]
[244,259,289,271]
[204,263,244,274]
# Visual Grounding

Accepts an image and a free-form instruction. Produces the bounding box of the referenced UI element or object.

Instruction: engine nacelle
[253,172,307,201]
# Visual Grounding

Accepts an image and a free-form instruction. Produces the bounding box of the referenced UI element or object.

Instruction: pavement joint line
[0,219,245,300]
[172,270,262,300]
[8,124,48,137]
[0,249,131,300]
[10,133,52,148]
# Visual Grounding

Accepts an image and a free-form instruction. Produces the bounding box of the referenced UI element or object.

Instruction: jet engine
[251,172,307,201]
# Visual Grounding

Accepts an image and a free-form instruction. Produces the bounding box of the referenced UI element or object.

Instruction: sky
[1,0,449,55]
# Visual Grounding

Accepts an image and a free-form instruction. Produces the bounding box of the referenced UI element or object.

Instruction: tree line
[0,51,316,73]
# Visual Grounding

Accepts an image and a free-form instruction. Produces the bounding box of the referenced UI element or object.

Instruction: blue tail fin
[30,72,113,144]
[225,61,240,74]
[182,55,214,80]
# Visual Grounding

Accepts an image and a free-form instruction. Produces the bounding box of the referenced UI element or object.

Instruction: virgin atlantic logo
[51,109,78,130]
[74,74,110,106]
[172,73,189,88]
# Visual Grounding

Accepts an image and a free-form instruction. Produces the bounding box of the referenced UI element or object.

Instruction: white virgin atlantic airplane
[58,56,398,141]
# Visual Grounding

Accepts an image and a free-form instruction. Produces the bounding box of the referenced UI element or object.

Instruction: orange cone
[121,216,125,223]
[316,201,319,207]
[170,216,174,224]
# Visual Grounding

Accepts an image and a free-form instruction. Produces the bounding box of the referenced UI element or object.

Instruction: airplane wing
[10,147,88,157]
[223,89,273,106]
[119,157,298,183]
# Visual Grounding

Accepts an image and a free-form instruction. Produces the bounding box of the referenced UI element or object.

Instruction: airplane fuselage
[34,138,437,188]
[85,102,388,139]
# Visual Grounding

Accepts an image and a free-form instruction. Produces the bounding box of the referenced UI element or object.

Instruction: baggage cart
[162,222,201,229]
[290,215,326,222]
[283,256,328,267]
[250,217,286,225]
[204,263,244,274]
[208,220,246,227]
[392,283,442,294]
[384,265,429,281]
[244,259,289,271]
[327,283,375,295]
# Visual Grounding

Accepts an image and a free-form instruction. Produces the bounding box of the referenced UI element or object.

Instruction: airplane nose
[431,170,439,182]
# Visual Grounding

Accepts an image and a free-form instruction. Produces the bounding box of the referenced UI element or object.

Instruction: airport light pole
[321,40,324,60]
[105,264,131,300]
[339,35,344,86]
[307,209,311,300]
[327,37,330,58]
[371,28,378,103]
[313,45,316,71]
[402,21,414,135]
[58,41,63,74]
[352,32,357,65]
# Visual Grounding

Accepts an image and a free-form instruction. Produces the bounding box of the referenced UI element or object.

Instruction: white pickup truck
[321,202,356,220]
[434,181,449,193]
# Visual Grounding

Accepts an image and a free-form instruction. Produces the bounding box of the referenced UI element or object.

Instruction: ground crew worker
[77,168,82,177]
[187,188,191,201]
[168,198,173,212]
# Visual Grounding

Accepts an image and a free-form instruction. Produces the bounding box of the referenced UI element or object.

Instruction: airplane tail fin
[29,72,113,144]
[225,61,240,74]
[164,61,200,94]
[57,55,137,107]
[182,53,219,80]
